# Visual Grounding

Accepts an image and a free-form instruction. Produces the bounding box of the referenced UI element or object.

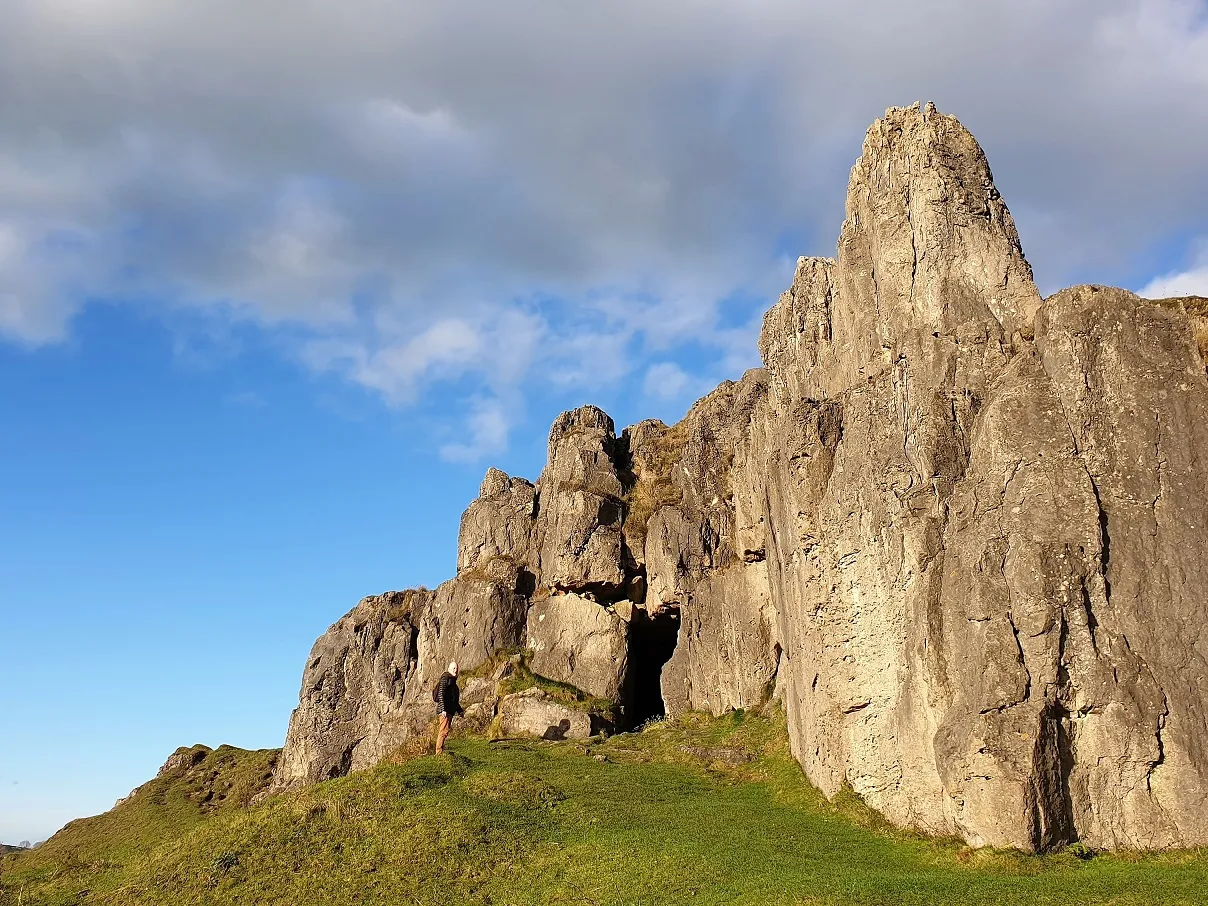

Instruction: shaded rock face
[269,573,529,792]
[271,103,1208,851]
[271,591,423,791]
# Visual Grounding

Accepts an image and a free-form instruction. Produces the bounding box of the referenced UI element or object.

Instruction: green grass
[0,743,277,905]
[3,712,1206,905]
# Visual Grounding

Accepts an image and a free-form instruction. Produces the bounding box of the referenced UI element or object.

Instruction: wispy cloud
[643,362,693,402]
[440,396,512,462]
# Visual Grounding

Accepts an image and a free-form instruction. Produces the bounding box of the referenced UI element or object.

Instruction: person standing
[433,661,461,755]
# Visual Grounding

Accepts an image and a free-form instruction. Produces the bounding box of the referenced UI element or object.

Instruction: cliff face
[269,104,1208,851]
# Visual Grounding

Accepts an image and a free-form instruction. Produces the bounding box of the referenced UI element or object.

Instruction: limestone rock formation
[526,592,630,701]
[270,103,1208,851]
[661,560,780,718]
[532,406,627,594]
[271,590,424,790]
[743,104,1208,851]
[457,468,536,577]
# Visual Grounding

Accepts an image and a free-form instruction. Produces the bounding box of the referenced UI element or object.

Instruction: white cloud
[0,219,94,344]
[301,318,484,405]
[1139,242,1208,298]
[1140,265,1208,299]
[2,0,1207,454]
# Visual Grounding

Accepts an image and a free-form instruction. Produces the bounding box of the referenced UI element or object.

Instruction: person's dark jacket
[435,672,462,716]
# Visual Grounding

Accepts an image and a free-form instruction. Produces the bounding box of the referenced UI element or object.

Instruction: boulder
[497,689,595,740]
[526,593,629,701]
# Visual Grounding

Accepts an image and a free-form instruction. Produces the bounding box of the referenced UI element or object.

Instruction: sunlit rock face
[270,104,1208,851]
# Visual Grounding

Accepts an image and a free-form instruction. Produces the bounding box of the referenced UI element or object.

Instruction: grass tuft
[623,422,689,550]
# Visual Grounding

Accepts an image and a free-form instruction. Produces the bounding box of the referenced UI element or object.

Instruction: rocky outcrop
[1146,296,1208,370]
[271,591,425,790]
[269,571,530,792]
[457,468,536,577]
[661,560,780,718]
[741,104,1208,851]
[268,413,636,792]
[270,103,1208,851]
[123,744,278,812]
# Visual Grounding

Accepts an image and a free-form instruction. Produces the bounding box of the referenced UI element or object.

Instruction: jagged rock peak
[547,404,616,454]
[761,102,1041,400]
[458,467,537,575]
[845,102,1040,333]
[478,466,531,499]
[534,404,627,593]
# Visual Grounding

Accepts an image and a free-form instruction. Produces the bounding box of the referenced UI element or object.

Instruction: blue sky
[2,0,1208,844]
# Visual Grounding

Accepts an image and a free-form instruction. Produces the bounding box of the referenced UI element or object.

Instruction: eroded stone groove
[269,104,1208,852]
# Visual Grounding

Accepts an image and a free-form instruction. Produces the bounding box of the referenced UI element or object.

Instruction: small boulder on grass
[497,689,598,740]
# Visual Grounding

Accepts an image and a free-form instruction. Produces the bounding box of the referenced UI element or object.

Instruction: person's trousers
[435,713,451,753]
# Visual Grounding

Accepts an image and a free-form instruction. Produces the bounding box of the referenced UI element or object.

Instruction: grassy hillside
[0,743,277,904]
[3,713,1206,905]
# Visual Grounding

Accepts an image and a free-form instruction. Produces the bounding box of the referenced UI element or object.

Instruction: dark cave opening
[627,606,681,728]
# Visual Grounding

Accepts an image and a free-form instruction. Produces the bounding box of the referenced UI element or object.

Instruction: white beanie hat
[448,661,459,675]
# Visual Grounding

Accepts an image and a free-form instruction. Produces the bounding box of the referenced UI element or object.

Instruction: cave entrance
[627,606,681,728]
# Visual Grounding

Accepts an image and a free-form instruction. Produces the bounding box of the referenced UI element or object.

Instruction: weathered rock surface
[269,571,529,792]
[526,593,630,700]
[457,468,536,577]
[270,591,423,791]
[742,104,1208,851]
[1146,296,1208,370]
[157,746,209,777]
[497,689,596,740]
[271,103,1208,851]
[661,560,780,718]
[532,406,627,594]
